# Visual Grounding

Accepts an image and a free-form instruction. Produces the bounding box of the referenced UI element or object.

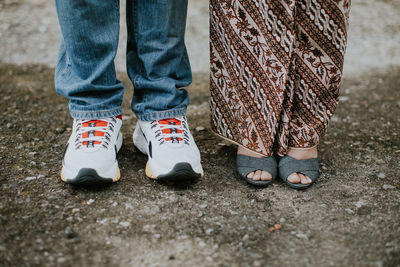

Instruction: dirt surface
[0,63,399,266]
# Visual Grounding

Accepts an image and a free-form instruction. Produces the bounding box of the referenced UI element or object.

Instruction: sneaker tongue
[82,120,108,128]
[158,118,181,126]
[77,118,113,149]
[157,118,187,145]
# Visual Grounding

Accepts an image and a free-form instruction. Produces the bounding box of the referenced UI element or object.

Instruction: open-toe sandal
[278,155,319,190]
[236,155,277,187]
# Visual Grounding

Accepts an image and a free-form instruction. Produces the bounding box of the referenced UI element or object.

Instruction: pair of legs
[55,0,190,120]
[55,0,202,184]
[210,0,351,188]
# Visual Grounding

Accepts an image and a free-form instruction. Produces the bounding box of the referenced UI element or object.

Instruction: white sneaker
[61,115,123,184]
[133,116,203,181]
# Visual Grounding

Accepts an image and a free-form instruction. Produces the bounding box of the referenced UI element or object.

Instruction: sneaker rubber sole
[61,168,120,185]
[145,162,202,182]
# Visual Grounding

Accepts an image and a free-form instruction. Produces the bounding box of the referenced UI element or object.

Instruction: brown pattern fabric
[210,0,351,156]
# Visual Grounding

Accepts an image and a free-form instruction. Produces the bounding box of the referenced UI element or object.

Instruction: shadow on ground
[0,64,399,266]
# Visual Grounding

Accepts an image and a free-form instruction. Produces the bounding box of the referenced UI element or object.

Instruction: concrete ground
[0,0,400,266]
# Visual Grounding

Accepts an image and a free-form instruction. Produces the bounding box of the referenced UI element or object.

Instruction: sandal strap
[278,155,319,182]
[237,155,277,179]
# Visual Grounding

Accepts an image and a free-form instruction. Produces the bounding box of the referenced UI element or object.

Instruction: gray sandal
[278,155,319,189]
[237,155,277,187]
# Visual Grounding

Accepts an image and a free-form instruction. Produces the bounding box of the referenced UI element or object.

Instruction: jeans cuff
[136,107,187,121]
[70,107,123,119]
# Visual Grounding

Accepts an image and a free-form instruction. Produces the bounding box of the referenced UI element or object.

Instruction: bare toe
[260,171,272,181]
[247,172,255,179]
[299,174,310,184]
[252,170,262,181]
[288,173,301,184]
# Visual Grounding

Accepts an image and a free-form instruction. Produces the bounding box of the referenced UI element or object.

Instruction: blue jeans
[54,0,191,121]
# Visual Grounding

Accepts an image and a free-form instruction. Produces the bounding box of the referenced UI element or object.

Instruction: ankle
[287,146,318,160]
[237,146,264,158]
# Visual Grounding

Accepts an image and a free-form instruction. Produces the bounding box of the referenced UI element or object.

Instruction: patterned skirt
[210,0,351,156]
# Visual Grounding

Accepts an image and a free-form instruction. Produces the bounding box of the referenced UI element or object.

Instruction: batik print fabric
[210,0,351,156]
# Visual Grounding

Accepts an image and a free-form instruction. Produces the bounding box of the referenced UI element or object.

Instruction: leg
[55,0,124,184]
[284,0,351,186]
[127,0,202,181]
[55,0,124,119]
[210,0,297,185]
[126,0,191,121]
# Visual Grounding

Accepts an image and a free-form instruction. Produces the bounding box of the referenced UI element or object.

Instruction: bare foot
[286,146,318,185]
[237,146,272,181]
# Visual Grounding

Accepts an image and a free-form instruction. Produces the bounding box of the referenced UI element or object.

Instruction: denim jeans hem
[136,107,187,121]
[70,107,123,119]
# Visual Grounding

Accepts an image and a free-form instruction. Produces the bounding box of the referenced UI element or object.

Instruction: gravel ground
[0,64,399,266]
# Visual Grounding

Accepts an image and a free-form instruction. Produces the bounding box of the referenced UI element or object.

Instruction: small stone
[355,200,365,208]
[229,210,238,215]
[119,221,130,228]
[72,208,80,213]
[125,203,133,210]
[198,241,206,248]
[382,184,395,190]
[65,227,76,239]
[169,255,175,260]
[25,176,36,181]
[195,126,205,132]
[377,173,386,179]
[205,228,213,235]
[295,233,308,239]
[242,234,249,241]
[349,218,358,224]
[143,224,152,232]
[345,208,355,214]
[85,199,95,205]
[153,234,161,239]
[57,257,66,263]
[55,127,64,133]
[6,123,12,128]
[199,204,208,209]
[97,218,108,225]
